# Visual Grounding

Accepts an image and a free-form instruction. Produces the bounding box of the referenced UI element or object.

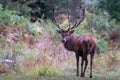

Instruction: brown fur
[57,30,97,78]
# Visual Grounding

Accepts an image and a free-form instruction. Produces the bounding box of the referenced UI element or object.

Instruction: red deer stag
[52,5,97,78]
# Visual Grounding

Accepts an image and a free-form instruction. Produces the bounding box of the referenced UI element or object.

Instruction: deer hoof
[90,75,92,78]
[80,73,84,77]
[76,74,79,77]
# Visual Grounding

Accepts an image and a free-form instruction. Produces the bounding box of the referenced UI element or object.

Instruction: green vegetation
[99,0,120,22]
[0,4,30,27]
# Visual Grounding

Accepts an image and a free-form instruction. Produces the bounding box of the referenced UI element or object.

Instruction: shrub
[97,38,109,53]
[0,4,30,28]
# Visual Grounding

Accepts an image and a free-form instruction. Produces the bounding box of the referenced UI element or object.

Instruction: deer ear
[69,30,74,34]
[56,30,62,34]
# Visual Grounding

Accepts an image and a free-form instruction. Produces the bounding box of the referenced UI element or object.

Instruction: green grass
[0,71,120,80]
[94,72,120,80]
[27,66,62,77]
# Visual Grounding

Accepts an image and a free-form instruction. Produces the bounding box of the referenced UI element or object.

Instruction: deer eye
[62,34,65,37]
[61,34,66,37]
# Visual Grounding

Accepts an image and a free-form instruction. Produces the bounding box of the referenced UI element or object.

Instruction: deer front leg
[76,53,79,76]
[80,57,84,77]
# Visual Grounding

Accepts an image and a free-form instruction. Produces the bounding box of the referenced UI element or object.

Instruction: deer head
[57,29,74,43]
[52,4,85,43]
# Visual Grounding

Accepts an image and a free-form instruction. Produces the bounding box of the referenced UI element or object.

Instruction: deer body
[52,2,97,77]
[57,30,97,78]
[63,35,96,52]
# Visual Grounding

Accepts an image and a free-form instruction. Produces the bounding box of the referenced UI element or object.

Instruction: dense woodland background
[0,0,120,80]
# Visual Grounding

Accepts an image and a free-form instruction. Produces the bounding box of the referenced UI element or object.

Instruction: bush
[0,4,30,28]
[97,38,109,53]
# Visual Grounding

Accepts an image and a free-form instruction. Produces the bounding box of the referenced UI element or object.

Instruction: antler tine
[52,7,63,30]
[75,6,85,27]
[66,13,71,31]
[68,1,85,30]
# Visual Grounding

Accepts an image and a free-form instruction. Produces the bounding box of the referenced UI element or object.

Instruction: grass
[27,66,63,77]
[0,43,120,80]
[93,72,120,80]
[0,48,120,80]
[0,71,120,80]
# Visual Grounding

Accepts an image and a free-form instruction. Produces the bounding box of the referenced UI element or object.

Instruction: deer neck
[63,35,76,51]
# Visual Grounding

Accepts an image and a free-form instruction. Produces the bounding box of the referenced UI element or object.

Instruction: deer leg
[76,53,79,76]
[90,51,95,78]
[83,57,88,77]
[80,57,84,77]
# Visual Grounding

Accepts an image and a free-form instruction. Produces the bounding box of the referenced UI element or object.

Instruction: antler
[52,7,63,30]
[52,0,85,31]
[67,0,85,31]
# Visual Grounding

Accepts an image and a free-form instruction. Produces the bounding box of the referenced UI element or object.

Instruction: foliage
[84,0,120,42]
[0,0,120,23]
[0,0,31,16]
[0,4,30,27]
[99,0,120,22]
[84,0,120,22]
[0,0,73,21]
[97,38,109,52]
[0,3,39,40]
[83,0,99,13]
[27,0,73,19]
[74,24,89,36]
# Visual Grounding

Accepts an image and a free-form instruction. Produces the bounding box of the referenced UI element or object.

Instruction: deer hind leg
[90,50,95,78]
[83,57,88,77]
[80,54,88,77]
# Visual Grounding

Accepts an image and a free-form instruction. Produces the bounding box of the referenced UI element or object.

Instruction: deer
[52,3,98,78]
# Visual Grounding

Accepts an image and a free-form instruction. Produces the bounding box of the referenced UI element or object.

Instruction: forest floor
[0,50,120,80]
[0,71,120,80]
[1,51,120,80]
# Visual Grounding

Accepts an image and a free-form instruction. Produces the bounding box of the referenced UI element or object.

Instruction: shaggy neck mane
[64,35,76,51]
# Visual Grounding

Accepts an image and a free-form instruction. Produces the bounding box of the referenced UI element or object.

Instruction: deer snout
[62,39,66,43]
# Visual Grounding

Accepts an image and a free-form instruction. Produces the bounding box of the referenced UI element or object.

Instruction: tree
[27,0,73,22]
[0,0,83,22]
